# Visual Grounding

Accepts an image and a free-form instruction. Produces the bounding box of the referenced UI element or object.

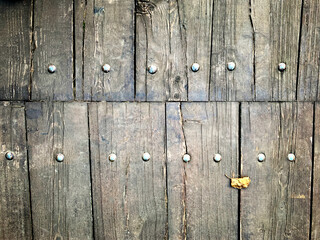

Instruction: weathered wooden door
[1,0,319,239]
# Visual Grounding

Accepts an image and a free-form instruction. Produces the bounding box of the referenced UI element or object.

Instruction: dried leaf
[226,175,251,189]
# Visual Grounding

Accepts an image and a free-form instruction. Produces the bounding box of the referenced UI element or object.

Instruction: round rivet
[148,65,157,74]
[102,64,111,73]
[48,64,56,73]
[288,153,295,161]
[214,153,222,162]
[183,153,191,163]
[257,153,266,162]
[109,153,117,162]
[142,152,151,161]
[56,153,64,162]
[227,62,236,71]
[191,63,200,72]
[5,151,14,160]
[278,62,286,71]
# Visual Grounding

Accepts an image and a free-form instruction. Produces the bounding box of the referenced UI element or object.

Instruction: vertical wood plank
[32,0,73,100]
[210,0,254,101]
[0,102,32,239]
[166,102,239,239]
[252,0,302,101]
[89,102,167,239]
[26,102,93,239]
[241,102,313,239]
[297,0,320,101]
[0,0,31,100]
[81,0,134,101]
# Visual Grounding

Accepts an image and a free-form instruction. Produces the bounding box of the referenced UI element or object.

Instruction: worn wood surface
[297,0,320,101]
[26,102,92,239]
[252,0,302,101]
[89,102,167,239]
[32,0,73,100]
[0,0,31,100]
[0,102,32,239]
[241,102,313,239]
[166,102,239,239]
[79,0,135,101]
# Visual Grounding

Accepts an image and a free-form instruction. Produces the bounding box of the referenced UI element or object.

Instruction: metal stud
[278,62,286,71]
[227,62,236,71]
[257,153,266,162]
[147,65,157,74]
[142,152,151,161]
[288,153,295,161]
[56,153,64,162]
[183,153,191,163]
[102,64,111,73]
[191,63,200,72]
[109,153,117,162]
[214,153,222,162]
[5,151,14,160]
[48,64,56,73]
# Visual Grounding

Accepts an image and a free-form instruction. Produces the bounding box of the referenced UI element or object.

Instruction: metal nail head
[48,65,56,73]
[278,63,286,71]
[5,151,14,160]
[56,153,64,162]
[109,153,117,162]
[191,63,200,72]
[183,153,191,163]
[227,62,236,71]
[148,65,157,74]
[288,153,295,161]
[214,153,222,162]
[102,64,111,73]
[142,152,151,161]
[257,153,266,162]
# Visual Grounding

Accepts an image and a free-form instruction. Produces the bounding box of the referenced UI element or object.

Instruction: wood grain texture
[210,0,254,101]
[241,102,313,240]
[297,0,320,101]
[81,0,135,101]
[89,102,167,239]
[0,102,32,239]
[252,0,302,101]
[26,102,93,239]
[166,102,239,239]
[32,0,73,100]
[0,0,31,100]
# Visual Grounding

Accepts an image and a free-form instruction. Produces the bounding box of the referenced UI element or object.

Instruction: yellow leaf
[226,176,251,189]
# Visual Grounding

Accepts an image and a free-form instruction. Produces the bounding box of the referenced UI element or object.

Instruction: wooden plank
[89,102,167,239]
[241,102,313,239]
[32,0,73,100]
[81,0,135,101]
[26,102,92,239]
[252,0,302,101]
[210,0,254,101]
[297,0,320,101]
[0,0,31,100]
[166,102,239,239]
[312,103,320,239]
[0,102,32,239]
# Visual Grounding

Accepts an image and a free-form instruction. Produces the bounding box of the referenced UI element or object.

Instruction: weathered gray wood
[166,102,239,239]
[32,0,73,100]
[80,0,135,101]
[312,103,320,239]
[252,0,302,101]
[241,102,313,239]
[0,102,32,239]
[89,102,167,239]
[297,0,320,101]
[210,0,254,101]
[0,0,31,100]
[26,102,92,239]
